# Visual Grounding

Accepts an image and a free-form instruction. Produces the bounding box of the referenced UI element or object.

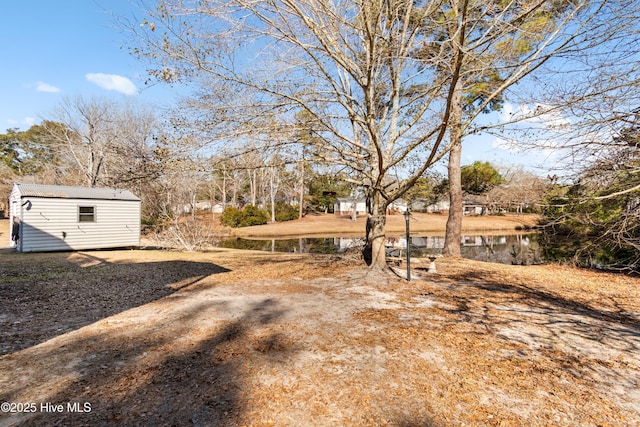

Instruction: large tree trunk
[443,81,463,257]
[363,190,388,270]
[222,170,227,209]
[299,148,305,219]
[444,141,462,257]
[269,167,276,223]
[250,168,257,206]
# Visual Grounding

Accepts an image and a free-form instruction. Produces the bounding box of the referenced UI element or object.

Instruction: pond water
[218,233,542,266]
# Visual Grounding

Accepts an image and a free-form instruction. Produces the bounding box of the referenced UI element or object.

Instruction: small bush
[220,205,270,228]
[272,201,299,222]
[239,205,270,227]
[220,206,243,227]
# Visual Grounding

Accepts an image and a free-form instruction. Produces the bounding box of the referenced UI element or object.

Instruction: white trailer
[9,183,141,252]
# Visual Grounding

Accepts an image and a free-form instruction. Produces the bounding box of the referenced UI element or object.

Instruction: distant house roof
[13,183,140,201]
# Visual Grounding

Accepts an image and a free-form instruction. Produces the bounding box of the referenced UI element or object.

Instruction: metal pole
[404,209,411,281]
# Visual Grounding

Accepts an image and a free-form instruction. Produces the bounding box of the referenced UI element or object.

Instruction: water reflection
[219,233,542,265]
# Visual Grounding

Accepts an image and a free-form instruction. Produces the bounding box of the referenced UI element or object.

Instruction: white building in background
[9,183,141,252]
[333,198,409,216]
[411,198,485,215]
[334,198,367,216]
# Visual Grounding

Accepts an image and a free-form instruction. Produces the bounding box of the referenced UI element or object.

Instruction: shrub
[239,205,270,227]
[220,205,269,228]
[219,206,243,227]
[272,201,299,222]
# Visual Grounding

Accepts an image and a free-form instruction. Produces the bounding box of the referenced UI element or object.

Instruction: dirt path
[1,249,638,426]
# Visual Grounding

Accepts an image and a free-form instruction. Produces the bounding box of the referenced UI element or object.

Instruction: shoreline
[232,212,540,238]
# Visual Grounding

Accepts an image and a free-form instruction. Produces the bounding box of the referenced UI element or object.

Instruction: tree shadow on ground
[434,269,640,367]
[443,269,640,330]
[403,269,640,424]
[0,251,230,355]
[1,298,290,426]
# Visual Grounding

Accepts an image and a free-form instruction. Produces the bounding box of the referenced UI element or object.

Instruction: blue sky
[0,0,172,132]
[0,1,554,174]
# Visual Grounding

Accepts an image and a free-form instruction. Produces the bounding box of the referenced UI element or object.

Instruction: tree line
[3,98,637,271]
[3,0,639,272]
[122,0,639,270]
[1,104,545,224]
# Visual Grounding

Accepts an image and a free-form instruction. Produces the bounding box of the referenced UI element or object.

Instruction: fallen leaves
[0,249,639,426]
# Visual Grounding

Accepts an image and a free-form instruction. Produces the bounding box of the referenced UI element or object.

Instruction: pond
[218,233,543,266]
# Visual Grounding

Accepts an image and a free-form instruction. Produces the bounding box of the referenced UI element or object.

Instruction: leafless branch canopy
[124,0,622,204]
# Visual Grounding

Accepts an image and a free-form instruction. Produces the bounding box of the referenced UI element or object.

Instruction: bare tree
[125,0,631,270]
[480,4,640,270]
[479,1,640,177]
[485,166,548,214]
[435,0,619,256]
[45,96,119,187]
[105,102,167,191]
[44,96,166,190]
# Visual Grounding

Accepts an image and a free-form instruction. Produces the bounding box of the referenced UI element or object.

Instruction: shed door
[9,200,20,249]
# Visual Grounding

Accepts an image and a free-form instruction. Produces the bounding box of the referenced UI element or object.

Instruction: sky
[0,1,172,131]
[0,1,558,175]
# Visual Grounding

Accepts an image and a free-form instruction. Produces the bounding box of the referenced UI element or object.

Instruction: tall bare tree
[43,96,166,189]
[126,0,629,270]
[46,96,119,187]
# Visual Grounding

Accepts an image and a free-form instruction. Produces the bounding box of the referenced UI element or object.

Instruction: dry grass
[232,212,539,238]
[1,245,639,426]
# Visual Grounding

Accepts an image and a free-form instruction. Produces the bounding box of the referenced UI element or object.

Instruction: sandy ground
[1,241,639,426]
[232,212,539,238]
[0,220,9,248]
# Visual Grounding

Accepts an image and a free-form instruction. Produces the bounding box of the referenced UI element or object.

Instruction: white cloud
[86,73,137,95]
[498,102,570,130]
[36,81,61,93]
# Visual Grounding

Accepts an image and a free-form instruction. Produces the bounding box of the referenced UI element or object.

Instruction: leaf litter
[0,248,639,426]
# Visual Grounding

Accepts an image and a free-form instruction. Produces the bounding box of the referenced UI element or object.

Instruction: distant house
[463,200,485,216]
[411,198,450,213]
[9,183,141,252]
[181,200,212,214]
[334,198,366,216]
[334,196,484,216]
[212,203,224,214]
[411,198,485,215]
[387,198,407,214]
[334,198,409,216]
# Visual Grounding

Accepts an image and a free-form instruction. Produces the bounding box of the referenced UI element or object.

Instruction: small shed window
[78,206,96,222]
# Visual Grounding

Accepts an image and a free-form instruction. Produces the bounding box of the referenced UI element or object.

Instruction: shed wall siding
[19,197,140,252]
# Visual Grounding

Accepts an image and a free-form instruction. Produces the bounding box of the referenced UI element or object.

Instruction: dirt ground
[1,230,639,426]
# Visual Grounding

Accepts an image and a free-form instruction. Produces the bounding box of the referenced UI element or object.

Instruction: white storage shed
[9,183,141,252]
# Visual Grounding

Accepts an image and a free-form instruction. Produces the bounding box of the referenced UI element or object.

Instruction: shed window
[78,206,96,222]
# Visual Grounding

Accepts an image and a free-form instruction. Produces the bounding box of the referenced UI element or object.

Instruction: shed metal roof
[14,183,140,201]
